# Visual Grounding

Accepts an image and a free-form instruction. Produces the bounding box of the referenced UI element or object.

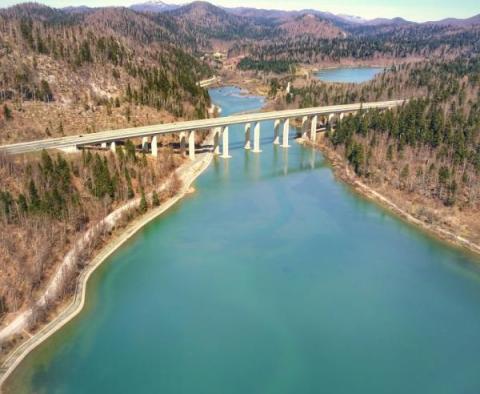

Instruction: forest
[231,24,480,72]
[0,4,212,144]
[276,56,478,208]
[0,144,182,323]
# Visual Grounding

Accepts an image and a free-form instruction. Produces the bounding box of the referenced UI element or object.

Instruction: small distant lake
[315,67,385,83]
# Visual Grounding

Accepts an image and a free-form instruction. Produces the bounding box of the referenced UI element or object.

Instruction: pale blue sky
[1,0,478,22]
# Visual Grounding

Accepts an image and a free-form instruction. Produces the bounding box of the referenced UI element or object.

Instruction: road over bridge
[0,100,405,157]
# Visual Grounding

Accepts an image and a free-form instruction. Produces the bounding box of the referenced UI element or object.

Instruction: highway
[0,100,405,155]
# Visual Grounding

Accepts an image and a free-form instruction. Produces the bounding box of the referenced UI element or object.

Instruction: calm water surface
[315,67,384,83]
[6,86,480,394]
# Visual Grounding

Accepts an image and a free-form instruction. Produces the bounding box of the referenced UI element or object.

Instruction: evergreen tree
[152,190,160,207]
[139,188,148,213]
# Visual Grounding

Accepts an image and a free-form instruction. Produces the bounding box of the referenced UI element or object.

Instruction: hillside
[0,3,211,144]
[167,1,274,40]
[278,14,346,39]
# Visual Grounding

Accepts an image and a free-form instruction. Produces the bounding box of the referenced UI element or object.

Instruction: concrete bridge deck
[0,100,405,156]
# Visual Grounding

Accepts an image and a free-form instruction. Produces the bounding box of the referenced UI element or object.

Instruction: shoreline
[304,138,480,259]
[0,148,214,391]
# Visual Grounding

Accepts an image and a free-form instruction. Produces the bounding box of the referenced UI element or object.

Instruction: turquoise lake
[315,67,385,83]
[5,86,480,394]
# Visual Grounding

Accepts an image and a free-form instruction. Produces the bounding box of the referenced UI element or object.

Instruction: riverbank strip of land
[0,147,214,391]
[304,138,480,258]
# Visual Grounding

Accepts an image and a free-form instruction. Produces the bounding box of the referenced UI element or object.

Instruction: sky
[1,0,479,22]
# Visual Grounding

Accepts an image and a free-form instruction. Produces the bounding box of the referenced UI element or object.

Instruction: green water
[315,67,385,83]
[6,86,480,394]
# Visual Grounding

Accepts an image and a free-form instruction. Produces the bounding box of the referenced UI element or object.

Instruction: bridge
[0,100,405,157]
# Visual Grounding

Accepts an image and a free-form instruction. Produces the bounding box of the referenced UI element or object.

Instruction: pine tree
[28,179,41,211]
[152,190,160,207]
[139,188,148,213]
[3,104,12,121]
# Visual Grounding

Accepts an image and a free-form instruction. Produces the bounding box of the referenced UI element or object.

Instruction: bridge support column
[328,113,335,124]
[222,126,231,158]
[142,137,149,151]
[101,142,107,149]
[213,128,220,155]
[110,141,116,153]
[151,135,158,157]
[301,116,308,139]
[188,130,195,160]
[179,132,187,156]
[281,118,290,148]
[339,113,345,121]
[310,115,318,142]
[253,122,261,153]
[244,123,251,150]
[273,119,280,145]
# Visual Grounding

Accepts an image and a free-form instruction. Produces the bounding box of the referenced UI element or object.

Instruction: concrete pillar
[188,130,195,160]
[253,122,261,153]
[301,116,308,139]
[213,128,220,155]
[281,118,290,148]
[244,123,251,150]
[310,115,318,142]
[339,113,345,121]
[179,132,186,156]
[328,113,335,124]
[142,136,149,151]
[110,141,116,153]
[151,135,158,157]
[273,119,280,145]
[101,142,107,149]
[221,126,231,158]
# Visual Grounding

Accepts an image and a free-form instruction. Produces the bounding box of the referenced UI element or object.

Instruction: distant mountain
[62,6,93,14]
[167,1,275,40]
[130,1,179,13]
[226,6,297,21]
[126,1,478,31]
[427,13,480,26]
[364,17,414,26]
[227,6,352,27]
[337,14,368,24]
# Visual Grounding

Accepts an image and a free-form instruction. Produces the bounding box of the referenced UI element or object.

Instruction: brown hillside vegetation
[0,3,211,144]
[0,144,185,324]
[278,14,346,39]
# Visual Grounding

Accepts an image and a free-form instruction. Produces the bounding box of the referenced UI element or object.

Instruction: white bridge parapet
[0,100,406,156]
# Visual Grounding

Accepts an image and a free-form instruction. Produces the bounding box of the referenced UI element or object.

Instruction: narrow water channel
[6,86,480,394]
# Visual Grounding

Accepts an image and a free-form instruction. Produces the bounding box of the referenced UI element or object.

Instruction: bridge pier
[101,142,107,149]
[179,132,187,156]
[328,113,335,125]
[222,126,231,158]
[189,130,195,160]
[301,116,308,139]
[253,122,261,153]
[244,123,251,150]
[282,119,290,148]
[151,135,158,157]
[110,141,116,153]
[310,115,318,142]
[142,136,149,151]
[273,119,280,145]
[213,127,220,155]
